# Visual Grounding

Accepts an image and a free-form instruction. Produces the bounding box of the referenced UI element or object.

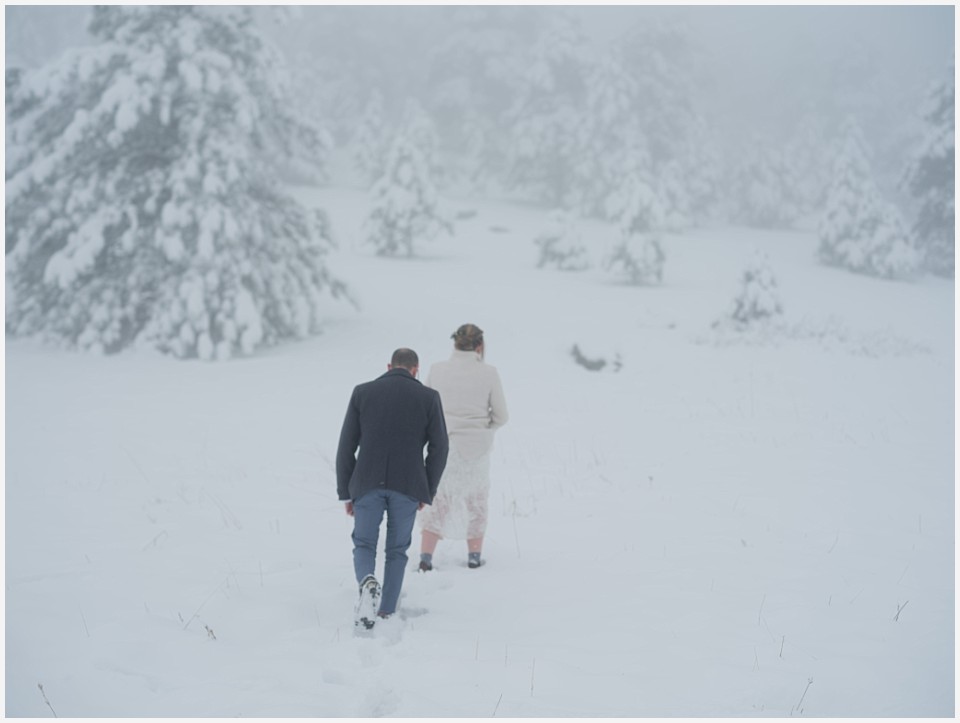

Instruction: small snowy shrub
[605,235,665,286]
[720,252,784,330]
[534,210,590,271]
[364,134,453,257]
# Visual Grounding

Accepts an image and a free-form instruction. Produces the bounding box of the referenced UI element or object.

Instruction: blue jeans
[351,489,420,615]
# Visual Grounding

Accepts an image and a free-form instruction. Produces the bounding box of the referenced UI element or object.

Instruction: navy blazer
[336,368,449,504]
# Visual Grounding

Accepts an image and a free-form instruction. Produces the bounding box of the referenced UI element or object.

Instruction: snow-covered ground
[5,187,954,717]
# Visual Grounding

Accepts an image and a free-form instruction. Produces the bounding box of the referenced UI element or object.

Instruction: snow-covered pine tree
[505,10,592,207]
[601,145,661,232]
[615,18,697,169]
[901,68,955,277]
[612,18,715,228]
[364,133,453,257]
[784,112,832,222]
[817,118,919,279]
[533,209,589,271]
[729,142,803,228]
[722,251,784,329]
[674,117,724,227]
[657,159,693,231]
[401,98,445,188]
[6,6,346,360]
[425,6,536,193]
[604,177,665,285]
[572,52,651,221]
[351,88,388,187]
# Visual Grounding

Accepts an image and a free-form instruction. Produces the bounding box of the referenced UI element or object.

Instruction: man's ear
[387,364,393,371]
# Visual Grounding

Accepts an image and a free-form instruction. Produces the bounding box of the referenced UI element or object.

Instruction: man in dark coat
[336,347,448,628]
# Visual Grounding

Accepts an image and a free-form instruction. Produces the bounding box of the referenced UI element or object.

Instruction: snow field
[5,188,954,716]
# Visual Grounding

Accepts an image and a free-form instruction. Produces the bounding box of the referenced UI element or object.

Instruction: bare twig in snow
[492,693,503,717]
[183,579,226,630]
[79,607,90,638]
[791,677,813,716]
[141,529,169,552]
[122,446,152,485]
[894,601,910,622]
[38,683,58,718]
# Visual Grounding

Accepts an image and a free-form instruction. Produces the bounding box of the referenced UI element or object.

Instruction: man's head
[389,347,419,375]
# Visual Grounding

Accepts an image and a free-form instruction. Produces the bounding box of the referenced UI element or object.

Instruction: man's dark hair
[391,347,419,370]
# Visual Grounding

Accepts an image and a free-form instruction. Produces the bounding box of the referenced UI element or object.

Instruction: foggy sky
[5,4,955,165]
[577,5,953,141]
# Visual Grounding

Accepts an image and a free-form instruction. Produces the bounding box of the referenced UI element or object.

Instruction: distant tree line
[4,6,953,358]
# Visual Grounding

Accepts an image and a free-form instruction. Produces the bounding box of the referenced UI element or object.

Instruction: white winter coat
[427,349,509,460]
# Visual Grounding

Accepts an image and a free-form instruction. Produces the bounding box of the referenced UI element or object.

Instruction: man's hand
[345,501,354,517]
[417,502,425,511]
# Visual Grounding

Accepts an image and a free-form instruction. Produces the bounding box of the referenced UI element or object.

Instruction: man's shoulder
[353,377,378,394]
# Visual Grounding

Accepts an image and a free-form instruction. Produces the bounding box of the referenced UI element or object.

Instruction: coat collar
[450,349,481,362]
[381,367,420,382]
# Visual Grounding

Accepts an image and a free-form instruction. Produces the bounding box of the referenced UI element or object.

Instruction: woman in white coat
[418,324,509,570]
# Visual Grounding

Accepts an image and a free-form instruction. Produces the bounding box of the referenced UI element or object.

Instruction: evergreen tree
[817,118,919,279]
[615,19,699,168]
[401,98,445,188]
[264,7,435,146]
[730,142,803,228]
[603,178,665,285]
[572,52,651,220]
[351,88,388,187]
[901,69,955,277]
[5,6,345,359]
[533,209,589,271]
[657,159,694,231]
[364,133,452,257]
[612,18,716,227]
[674,117,724,226]
[425,6,536,192]
[784,112,832,221]
[505,10,592,206]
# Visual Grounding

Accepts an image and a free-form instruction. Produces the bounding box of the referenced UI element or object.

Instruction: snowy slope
[5,187,954,717]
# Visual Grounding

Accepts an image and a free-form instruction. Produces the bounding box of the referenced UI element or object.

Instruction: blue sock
[420,553,433,565]
[468,552,481,565]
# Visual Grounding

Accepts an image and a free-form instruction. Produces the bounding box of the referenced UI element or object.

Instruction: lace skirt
[419,447,491,540]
